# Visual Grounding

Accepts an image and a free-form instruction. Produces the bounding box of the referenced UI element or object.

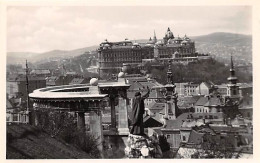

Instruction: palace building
[98,27,210,77]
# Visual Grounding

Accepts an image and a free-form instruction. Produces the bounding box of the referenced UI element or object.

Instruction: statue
[130,87,150,135]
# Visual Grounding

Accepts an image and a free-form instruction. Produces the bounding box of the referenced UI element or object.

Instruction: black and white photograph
[2,0,259,160]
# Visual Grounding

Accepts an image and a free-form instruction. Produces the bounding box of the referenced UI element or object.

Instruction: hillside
[191,32,252,65]
[7,32,252,66]
[191,32,251,46]
[6,124,92,159]
[7,45,98,64]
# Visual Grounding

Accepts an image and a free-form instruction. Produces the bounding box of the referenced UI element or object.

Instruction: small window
[167,134,171,139]
[182,136,186,141]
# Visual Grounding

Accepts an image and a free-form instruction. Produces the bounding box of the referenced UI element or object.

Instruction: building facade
[98,27,210,78]
[6,75,46,101]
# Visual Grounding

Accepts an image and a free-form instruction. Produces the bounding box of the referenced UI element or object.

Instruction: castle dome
[165,27,174,39]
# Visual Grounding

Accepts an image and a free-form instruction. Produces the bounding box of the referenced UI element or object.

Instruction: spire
[227,54,237,85]
[153,30,157,43]
[25,60,30,111]
[167,60,173,84]
[230,54,234,70]
[167,27,170,31]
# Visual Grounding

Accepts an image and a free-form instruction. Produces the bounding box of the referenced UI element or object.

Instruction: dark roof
[201,81,215,88]
[178,96,201,108]
[128,82,144,91]
[69,78,88,85]
[237,83,253,89]
[46,76,59,86]
[143,116,163,128]
[30,69,51,75]
[187,130,204,144]
[164,113,190,130]
[7,75,46,82]
[149,102,165,113]
[204,97,222,106]
[6,98,14,109]
[195,97,208,106]
[209,124,248,133]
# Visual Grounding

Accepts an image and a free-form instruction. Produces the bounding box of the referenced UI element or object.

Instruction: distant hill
[191,32,252,65]
[7,45,98,65]
[7,32,252,65]
[191,32,251,46]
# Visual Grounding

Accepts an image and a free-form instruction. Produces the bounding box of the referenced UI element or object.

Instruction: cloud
[7,6,252,53]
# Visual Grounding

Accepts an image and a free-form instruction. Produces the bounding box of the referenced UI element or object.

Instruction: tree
[36,108,101,158]
[189,133,238,158]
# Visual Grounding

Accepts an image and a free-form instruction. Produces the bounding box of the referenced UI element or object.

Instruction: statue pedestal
[118,97,129,135]
[124,134,162,158]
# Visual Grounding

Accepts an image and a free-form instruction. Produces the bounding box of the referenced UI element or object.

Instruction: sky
[7,6,252,53]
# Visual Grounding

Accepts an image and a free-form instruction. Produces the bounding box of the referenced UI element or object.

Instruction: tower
[153,30,157,43]
[162,60,180,120]
[227,55,239,98]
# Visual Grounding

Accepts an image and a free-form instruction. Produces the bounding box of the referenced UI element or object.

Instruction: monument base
[124,134,162,158]
[118,128,129,135]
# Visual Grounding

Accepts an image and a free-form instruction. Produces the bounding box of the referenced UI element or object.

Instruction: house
[237,83,253,97]
[239,95,252,120]
[178,95,201,112]
[46,75,75,86]
[30,69,51,77]
[194,96,208,113]
[143,116,163,128]
[195,81,215,95]
[216,83,252,98]
[69,78,89,85]
[6,75,46,101]
[175,83,188,96]
[176,123,253,158]
[127,78,163,108]
[184,83,199,96]
[175,82,199,96]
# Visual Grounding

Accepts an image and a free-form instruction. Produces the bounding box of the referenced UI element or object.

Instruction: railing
[6,111,29,124]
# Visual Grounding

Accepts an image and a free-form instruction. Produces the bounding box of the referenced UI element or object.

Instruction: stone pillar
[118,97,129,135]
[89,110,103,157]
[34,110,39,126]
[77,112,86,132]
[110,96,117,129]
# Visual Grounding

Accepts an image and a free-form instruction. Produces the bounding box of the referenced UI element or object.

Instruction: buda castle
[98,27,210,77]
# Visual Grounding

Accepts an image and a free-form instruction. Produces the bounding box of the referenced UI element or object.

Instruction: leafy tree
[188,133,238,159]
[36,109,101,158]
[146,58,251,85]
